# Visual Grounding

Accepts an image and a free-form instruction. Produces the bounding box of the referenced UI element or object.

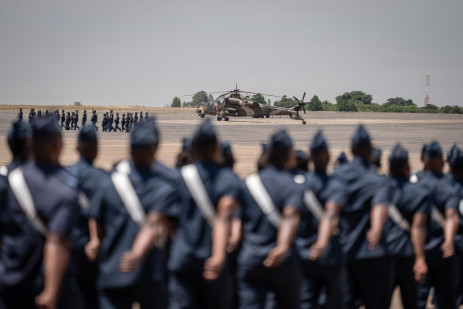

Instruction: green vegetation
[174,90,463,114]
[171,96,181,108]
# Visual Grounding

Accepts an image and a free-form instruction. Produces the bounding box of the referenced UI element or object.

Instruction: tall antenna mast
[422,75,433,106]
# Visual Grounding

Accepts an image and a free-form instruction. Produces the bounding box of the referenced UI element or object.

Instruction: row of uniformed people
[1,115,463,309]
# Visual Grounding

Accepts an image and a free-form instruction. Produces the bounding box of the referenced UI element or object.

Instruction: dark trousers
[169,269,232,309]
[100,282,168,309]
[237,256,301,309]
[114,121,121,131]
[416,253,459,309]
[108,120,114,132]
[300,260,342,309]
[343,257,393,309]
[390,256,419,309]
[82,119,86,126]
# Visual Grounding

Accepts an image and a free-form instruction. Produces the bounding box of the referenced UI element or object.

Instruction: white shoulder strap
[410,174,419,184]
[388,204,410,232]
[8,168,48,235]
[111,169,145,227]
[0,165,7,176]
[245,174,282,228]
[116,160,132,174]
[459,199,463,216]
[431,206,445,228]
[180,164,215,226]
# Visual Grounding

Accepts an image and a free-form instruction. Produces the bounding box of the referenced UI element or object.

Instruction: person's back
[168,120,241,309]
[0,116,80,309]
[413,141,460,309]
[237,129,302,309]
[90,118,177,309]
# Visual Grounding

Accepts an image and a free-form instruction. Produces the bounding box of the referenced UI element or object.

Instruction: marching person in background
[0,115,80,309]
[237,129,302,309]
[296,130,343,309]
[71,112,76,130]
[108,110,114,132]
[134,112,139,126]
[121,114,126,132]
[74,110,80,131]
[90,118,177,309]
[91,110,98,130]
[168,120,242,309]
[139,112,144,122]
[415,141,460,309]
[82,110,87,127]
[311,125,391,309]
[28,108,36,124]
[370,144,429,309]
[68,126,107,309]
[114,113,121,132]
[37,110,42,118]
[65,112,71,130]
[17,108,23,122]
[61,110,65,129]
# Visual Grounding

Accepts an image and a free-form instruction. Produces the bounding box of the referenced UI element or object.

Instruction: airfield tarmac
[0,106,462,308]
[0,107,462,177]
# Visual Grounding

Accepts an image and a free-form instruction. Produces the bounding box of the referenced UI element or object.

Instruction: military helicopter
[188,86,309,124]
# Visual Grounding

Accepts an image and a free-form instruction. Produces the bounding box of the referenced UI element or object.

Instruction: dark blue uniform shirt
[0,162,79,288]
[237,165,303,266]
[90,161,178,289]
[67,159,107,264]
[328,157,388,260]
[416,171,459,255]
[376,177,430,257]
[296,170,343,266]
[445,176,463,254]
[168,161,243,274]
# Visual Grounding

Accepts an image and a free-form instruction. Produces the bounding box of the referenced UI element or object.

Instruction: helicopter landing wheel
[200,114,205,118]
[224,117,229,121]
[217,116,222,121]
[265,115,270,118]
[302,120,307,125]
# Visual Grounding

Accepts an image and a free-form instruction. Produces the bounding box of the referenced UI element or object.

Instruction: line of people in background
[1,114,463,309]
[16,108,149,133]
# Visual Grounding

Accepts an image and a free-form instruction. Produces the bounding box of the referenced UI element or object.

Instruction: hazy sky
[1,0,462,107]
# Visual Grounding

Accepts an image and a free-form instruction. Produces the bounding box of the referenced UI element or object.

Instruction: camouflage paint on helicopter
[194,87,309,125]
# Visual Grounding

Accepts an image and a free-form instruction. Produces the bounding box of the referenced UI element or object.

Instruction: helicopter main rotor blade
[240,91,282,98]
[293,96,299,102]
[302,92,306,102]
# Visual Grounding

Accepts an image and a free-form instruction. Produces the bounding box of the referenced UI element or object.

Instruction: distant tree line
[172,90,463,114]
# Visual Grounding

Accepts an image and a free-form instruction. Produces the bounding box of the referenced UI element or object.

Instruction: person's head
[31,115,62,165]
[175,138,193,168]
[351,124,373,161]
[135,112,138,115]
[92,110,96,114]
[295,150,309,172]
[84,110,87,113]
[267,129,296,170]
[309,130,329,171]
[447,144,463,181]
[257,143,269,171]
[388,143,410,178]
[77,125,98,163]
[372,147,382,171]
[130,118,159,168]
[220,141,235,169]
[191,119,219,162]
[19,108,22,112]
[7,121,32,162]
[110,110,113,113]
[334,152,349,168]
[116,112,119,116]
[424,141,444,175]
